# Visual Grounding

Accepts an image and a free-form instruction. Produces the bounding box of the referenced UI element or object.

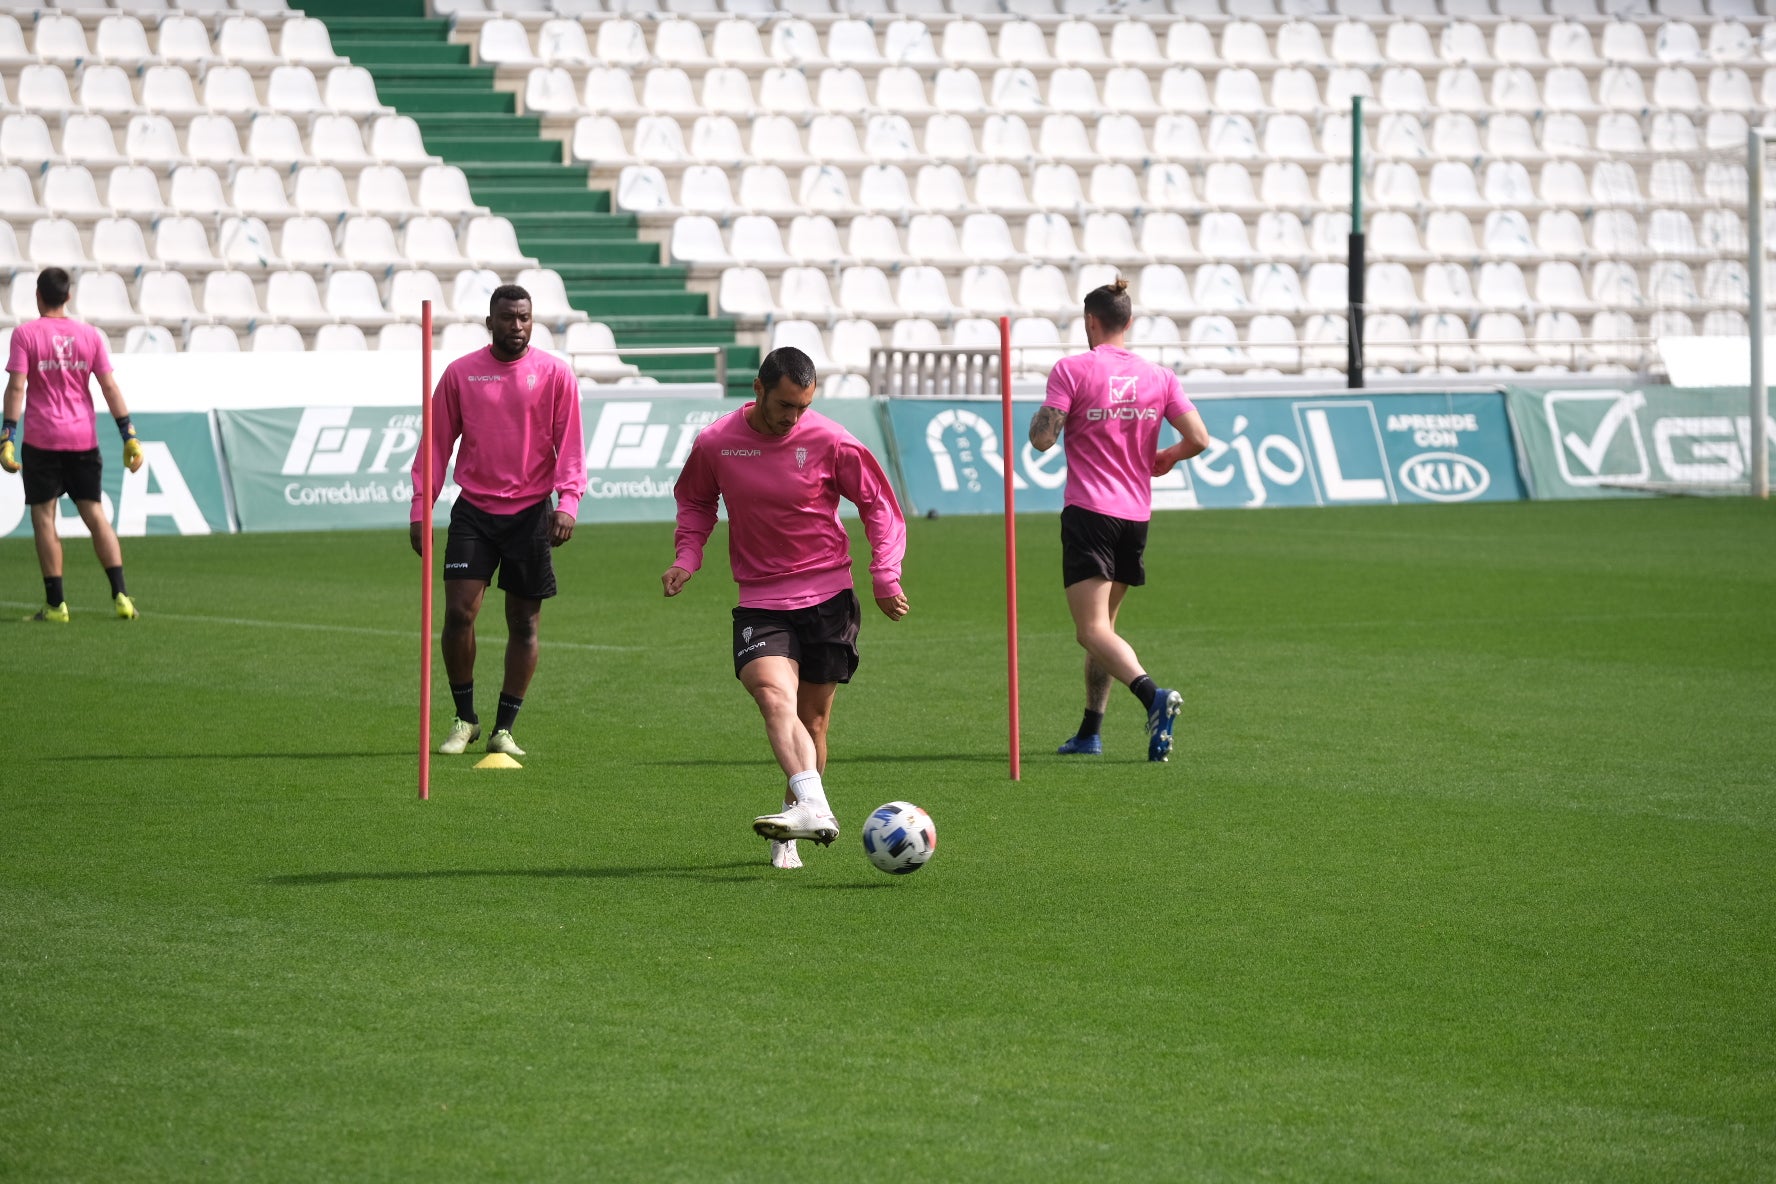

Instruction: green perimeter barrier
[885,391,1526,516]
[1506,386,1776,498]
[1,411,233,539]
[219,406,437,533]
[578,397,890,522]
[216,399,894,532]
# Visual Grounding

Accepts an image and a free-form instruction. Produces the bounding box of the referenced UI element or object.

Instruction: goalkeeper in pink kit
[663,348,908,870]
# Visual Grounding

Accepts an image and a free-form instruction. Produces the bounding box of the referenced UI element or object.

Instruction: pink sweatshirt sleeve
[835,438,906,599]
[672,435,718,574]
[553,370,586,519]
[410,367,462,523]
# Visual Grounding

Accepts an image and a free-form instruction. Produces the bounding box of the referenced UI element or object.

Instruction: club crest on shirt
[51,336,75,360]
[795,447,807,470]
[1109,376,1138,403]
[527,372,538,389]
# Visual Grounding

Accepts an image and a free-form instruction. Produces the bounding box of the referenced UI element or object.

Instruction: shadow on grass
[648,753,1004,768]
[266,861,768,887]
[44,751,411,762]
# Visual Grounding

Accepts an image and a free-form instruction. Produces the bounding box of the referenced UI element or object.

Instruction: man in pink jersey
[1,268,143,623]
[663,347,908,870]
[409,284,586,759]
[1029,278,1210,762]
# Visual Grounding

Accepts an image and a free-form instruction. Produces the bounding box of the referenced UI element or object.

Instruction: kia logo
[1398,452,1490,502]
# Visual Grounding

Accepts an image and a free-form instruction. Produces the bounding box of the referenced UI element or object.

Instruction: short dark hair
[36,268,72,310]
[489,284,531,314]
[1082,278,1132,333]
[757,346,817,393]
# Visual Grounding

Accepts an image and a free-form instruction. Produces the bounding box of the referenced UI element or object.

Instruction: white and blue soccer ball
[861,801,936,875]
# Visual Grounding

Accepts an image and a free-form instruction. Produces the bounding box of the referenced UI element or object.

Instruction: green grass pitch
[2,498,1772,1182]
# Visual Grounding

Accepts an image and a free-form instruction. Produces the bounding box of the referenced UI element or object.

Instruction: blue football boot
[1056,734,1103,755]
[1146,689,1183,762]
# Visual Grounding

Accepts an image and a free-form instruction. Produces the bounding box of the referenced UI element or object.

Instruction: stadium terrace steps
[300,0,749,392]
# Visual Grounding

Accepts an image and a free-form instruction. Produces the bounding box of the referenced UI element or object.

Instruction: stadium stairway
[297,0,757,393]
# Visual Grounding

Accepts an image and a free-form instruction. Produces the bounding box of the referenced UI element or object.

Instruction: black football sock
[44,576,64,606]
[105,566,127,597]
[495,693,523,733]
[450,682,477,725]
[1078,709,1105,739]
[1129,675,1158,712]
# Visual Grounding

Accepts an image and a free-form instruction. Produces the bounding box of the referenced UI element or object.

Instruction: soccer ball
[860,801,936,875]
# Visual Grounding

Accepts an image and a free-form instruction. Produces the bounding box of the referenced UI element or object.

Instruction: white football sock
[788,770,829,813]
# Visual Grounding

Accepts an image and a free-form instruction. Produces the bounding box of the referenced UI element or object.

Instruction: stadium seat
[219,216,281,269]
[201,270,264,324]
[787,215,842,264]
[828,318,881,371]
[832,266,895,318]
[738,165,798,216]
[396,216,464,268]
[188,324,241,353]
[780,266,839,318]
[71,272,139,330]
[378,323,426,351]
[849,215,907,265]
[669,215,731,266]
[724,217,788,266]
[218,17,278,66]
[314,324,368,351]
[139,271,199,322]
[442,323,493,356]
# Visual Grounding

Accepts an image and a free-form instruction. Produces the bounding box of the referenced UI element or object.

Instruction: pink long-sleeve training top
[672,404,906,610]
[410,346,586,522]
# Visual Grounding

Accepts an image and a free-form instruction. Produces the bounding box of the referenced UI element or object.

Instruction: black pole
[1347,230,1365,389]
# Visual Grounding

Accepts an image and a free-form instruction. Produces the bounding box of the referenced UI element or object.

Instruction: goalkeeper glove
[118,416,144,474]
[0,420,17,475]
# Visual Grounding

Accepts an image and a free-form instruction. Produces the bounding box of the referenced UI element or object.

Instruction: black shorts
[732,589,862,684]
[444,496,557,600]
[1061,505,1149,588]
[21,443,103,506]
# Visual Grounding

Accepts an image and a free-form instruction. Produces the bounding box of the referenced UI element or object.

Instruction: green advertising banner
[1507,386,1775,498]
[1,411,232,538]
[219,399,894,532]
[578,397,890,524]
[218,406,437,533]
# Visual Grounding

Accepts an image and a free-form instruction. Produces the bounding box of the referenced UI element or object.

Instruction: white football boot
[752,800,840,847]
[770,839,803,869]
[438,717,481,755]
[487,729,526,757]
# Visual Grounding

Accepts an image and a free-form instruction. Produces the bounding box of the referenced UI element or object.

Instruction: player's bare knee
[747,679,795,718]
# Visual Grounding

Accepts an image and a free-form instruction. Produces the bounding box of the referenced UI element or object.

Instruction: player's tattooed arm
[1028,406,1065,451]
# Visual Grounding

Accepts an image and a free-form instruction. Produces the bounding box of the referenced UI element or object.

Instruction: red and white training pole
[419,299,434,801]
[1000,316,1021,782]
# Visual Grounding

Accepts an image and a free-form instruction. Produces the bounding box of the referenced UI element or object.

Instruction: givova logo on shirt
[1087,376,1156,422]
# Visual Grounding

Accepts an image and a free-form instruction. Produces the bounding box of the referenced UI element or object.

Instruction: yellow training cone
[474,753,523,770]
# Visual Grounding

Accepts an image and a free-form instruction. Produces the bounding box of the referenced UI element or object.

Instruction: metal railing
[868,338,1668,396]
[868,346,1002,398]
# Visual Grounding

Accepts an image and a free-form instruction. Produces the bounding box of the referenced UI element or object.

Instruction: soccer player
[662,347,908,869]
[0,267,142,622]
[409,284,585,758]
[1029,278,1211,762]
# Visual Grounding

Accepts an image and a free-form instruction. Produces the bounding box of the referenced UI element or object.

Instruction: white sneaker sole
[752,815,839,847]
[770,840,802,869]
